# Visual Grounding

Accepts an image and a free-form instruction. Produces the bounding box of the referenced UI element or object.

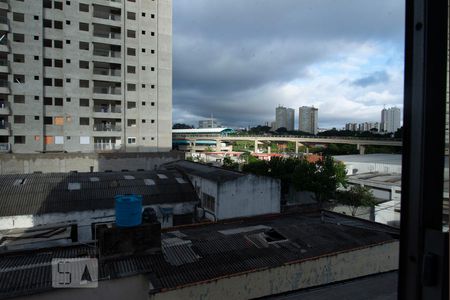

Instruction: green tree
[222,156,239,170]
[336,185,377,216]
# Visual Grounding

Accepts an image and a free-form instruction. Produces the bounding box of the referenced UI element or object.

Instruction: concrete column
[359,145,366,155]
[295,141,299,154]
[267,144,271,154]
[216,140,221,151]
[190,140,196,153]
[254,139,258,153]
[305,146,309,154]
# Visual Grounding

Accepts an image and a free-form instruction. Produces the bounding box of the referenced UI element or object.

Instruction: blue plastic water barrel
[115,194,142,227]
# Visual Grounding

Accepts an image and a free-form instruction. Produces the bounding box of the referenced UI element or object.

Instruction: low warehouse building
[164,160,281,221]
[0,170,198,241]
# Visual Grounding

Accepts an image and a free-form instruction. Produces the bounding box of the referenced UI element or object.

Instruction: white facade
[380,107,401,133]
[186,173,281,221]
[298,106,318,135]
[275,106,294,131]
[0,0,172,153]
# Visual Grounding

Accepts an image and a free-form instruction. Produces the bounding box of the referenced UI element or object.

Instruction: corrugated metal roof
[0,213,398,299]
[164,160,245,183]
[172,128,233,134]
[0,170,198,217]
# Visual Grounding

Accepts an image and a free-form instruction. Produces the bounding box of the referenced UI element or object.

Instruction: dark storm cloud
[351,71,390,87]
[172,0,405,127]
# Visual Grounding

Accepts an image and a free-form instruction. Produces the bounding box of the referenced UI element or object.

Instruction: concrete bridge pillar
[216,140,221,151]
[305,146,309,154]
[267,144,271,154]
[254,139,259,153]
[295,141,299,154]
[358,144,366,155]
[190,140,196,153]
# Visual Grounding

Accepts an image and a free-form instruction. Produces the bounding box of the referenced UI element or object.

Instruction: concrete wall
[0,202,196,241]
[217,175,280,220]
[150,241,399,300]
[13,274,150,300]
[0,152,182,174]
[186,174,219,221]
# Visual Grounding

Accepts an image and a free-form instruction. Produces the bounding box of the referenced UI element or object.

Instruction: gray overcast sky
[172,0,405,129]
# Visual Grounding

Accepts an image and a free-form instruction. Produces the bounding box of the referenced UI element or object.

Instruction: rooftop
[0,170,198,217]
[0,211,399,299]
[172,128,234,134]
[164,160,246,183]
[334,154,402,165]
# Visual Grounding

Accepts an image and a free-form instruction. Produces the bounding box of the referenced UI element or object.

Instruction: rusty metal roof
[0,170,198,217]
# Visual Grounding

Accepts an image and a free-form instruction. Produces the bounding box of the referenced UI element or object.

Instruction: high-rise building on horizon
[298,106,318,135]
[381,107,401,133]
[0,0,172,153]
[275,106,294,131]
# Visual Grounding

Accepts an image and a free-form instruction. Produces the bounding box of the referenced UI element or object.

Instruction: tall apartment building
[274,106,294,131]
[380,107,401,133]
[0,0,172,153]
[298,106,318,135]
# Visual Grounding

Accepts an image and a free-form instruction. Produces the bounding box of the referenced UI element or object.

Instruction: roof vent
[157,174,168,179]
[13,178,27,186]
[89,177,100,182]
[68,182,81,191]
[175,177,187,184]
[144,179,156,186]
[124,175,135,180]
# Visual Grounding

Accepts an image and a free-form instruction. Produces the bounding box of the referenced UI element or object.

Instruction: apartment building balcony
[93,63,121,81]
[0,121,10,135]
[0,0,9,11]
[93,82,121,100]
[93,25,121,43]
[94,141,122,152]
[93,122,122,137]
[93,45,121,63]
[93,5,121,26]
[0,142,10,152]
[0,100,9,115]
[93,104,122,118]
[0,59,8,73]
[0,79,9,94]
[0,16,8,32]
[92,0,122,10]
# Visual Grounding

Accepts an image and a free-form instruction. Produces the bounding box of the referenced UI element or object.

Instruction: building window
[13,95,25,103]
[13,74,25,83]
[79,80,89,88]
[14,115,25,124]
[151,32,155,36]
[34,36,39,41]
[14,136,25,144]
[127,48,136,56]
[127,83,136,91]
[79,22,89,31]
[151,67,155,71]
[34,15,39,20]
[151,102,155,106]
[13,33,25,43]
[44,136,54,145]
[127,137,136,144]
[54,59,63,68]
[127,119,136,127]
[203,193,215,212]
[127,102,136,109]
[34,116,39,120]
[79,3,89,12]
[127,30,136,38]
[54,79,63,87]
[13,13,25,22]
[44,97,52,105]
[127,65,136,74]
[43,39,52,47]
[79,41,89,50]
[79,117,89,125]
[43,0,52,8]
[34,56,39,60]
[54,20,63,29]
[44,58,52,67]
[13,54,25,63]
[151,14,155,18]
[43,19,52,28]
[79,60,89,69]
[54,40,63,48]
[54,116,64,125]
[54,98,63,106]
[142,30,146,35]
[127,12,136,20]
[44,116,53,125]
[54,1,63,10]
[34,76,39,80]
[79,98,89,106]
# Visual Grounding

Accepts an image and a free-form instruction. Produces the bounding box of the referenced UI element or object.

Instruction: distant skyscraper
[298,106,318,135]
[381,107,401,133]
[275,106,295,131]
